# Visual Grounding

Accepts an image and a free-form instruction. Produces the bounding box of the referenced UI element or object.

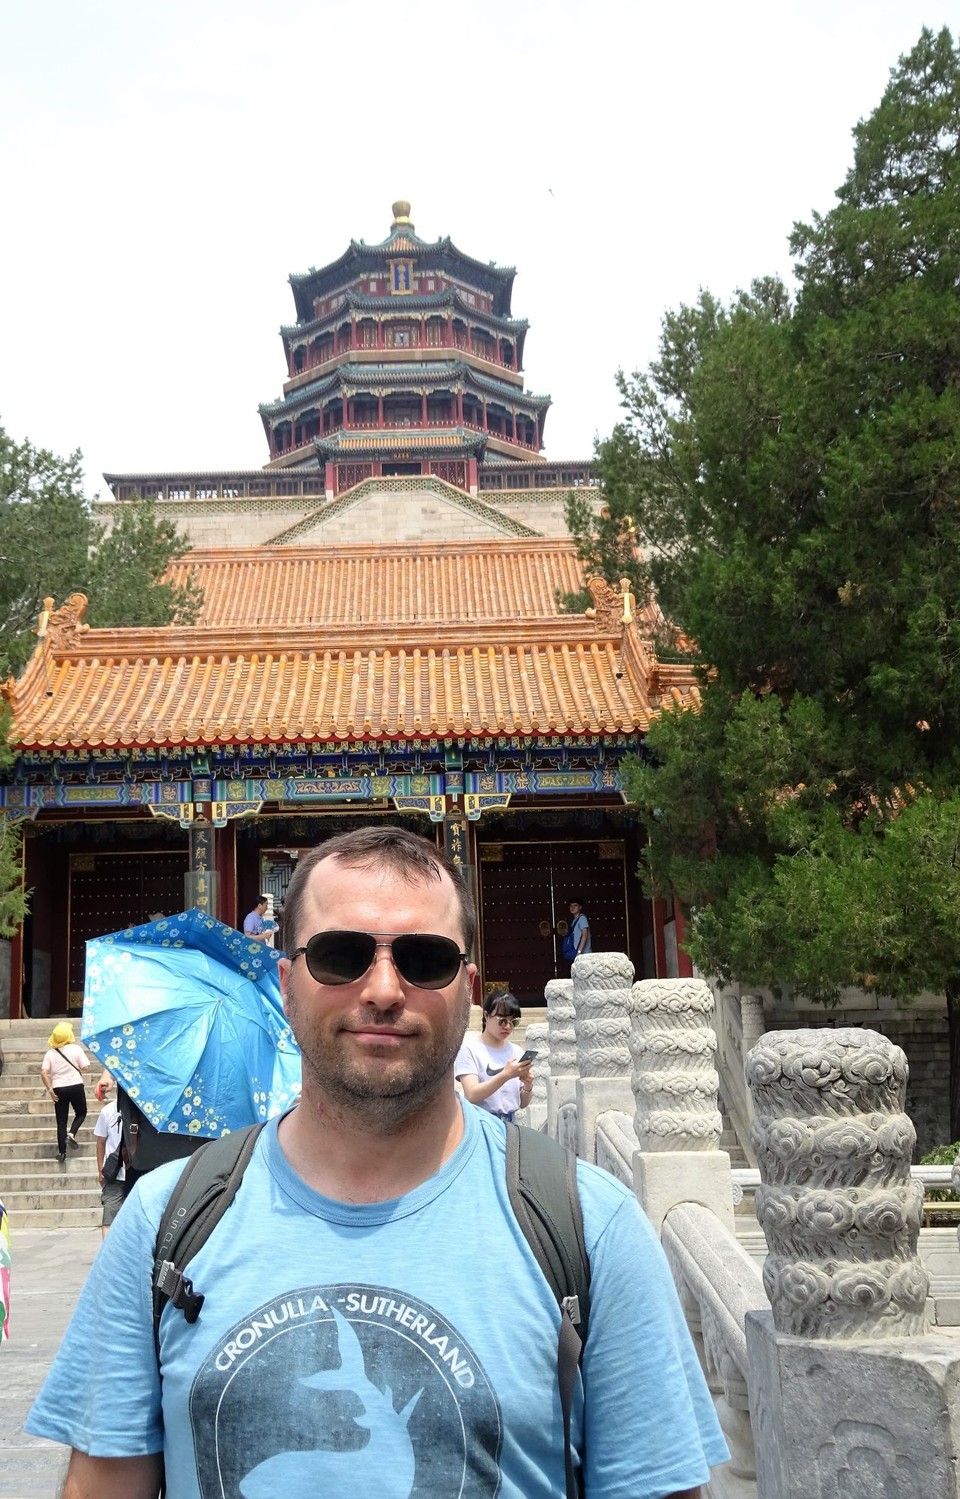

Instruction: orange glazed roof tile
[10,641,657,749]
[5,549,701,752]
[167,539,587,629]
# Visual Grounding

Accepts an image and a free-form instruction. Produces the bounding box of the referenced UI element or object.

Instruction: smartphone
[519,1049,538,1064]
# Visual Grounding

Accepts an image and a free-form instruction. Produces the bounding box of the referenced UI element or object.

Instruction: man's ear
[278,956,292,1014]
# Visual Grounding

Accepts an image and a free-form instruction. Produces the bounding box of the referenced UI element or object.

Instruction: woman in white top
[455,990,533,1123]
[39,1023,90,1162]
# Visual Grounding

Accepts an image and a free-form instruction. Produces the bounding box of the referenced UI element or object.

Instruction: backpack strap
[152,1123,265,1358]
[505,1123,590,1499]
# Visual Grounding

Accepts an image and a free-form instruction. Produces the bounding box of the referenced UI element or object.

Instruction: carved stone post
[738,994,765,1127]
[739,993,766,1059]
[748,1027,926,1339]
[627,978,733,1235]
[744,1028,960,1499]
[523,1021,549,1131]
[544,978,577,1145]
[629,977,722,1152]
[571,953,634,1164]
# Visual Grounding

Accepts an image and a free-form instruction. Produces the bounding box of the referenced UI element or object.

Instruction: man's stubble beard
[286,976,472,1130]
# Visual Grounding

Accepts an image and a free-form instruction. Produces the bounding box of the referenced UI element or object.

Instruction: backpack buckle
[561,1294,581,1327]
[156,1259,205,1324]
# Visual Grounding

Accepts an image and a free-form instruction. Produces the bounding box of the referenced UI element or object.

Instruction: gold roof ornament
[391,200,414,232]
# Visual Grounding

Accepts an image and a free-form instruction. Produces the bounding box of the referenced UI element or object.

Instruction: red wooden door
[477,840,629,1005]
[67,851,189,1006]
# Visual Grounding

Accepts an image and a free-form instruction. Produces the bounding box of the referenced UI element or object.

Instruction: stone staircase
[719,1098,749,1168]
[0,1019,105,1229]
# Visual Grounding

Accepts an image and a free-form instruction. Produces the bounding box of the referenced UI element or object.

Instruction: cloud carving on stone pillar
[627,978,723,1152]
[747,1027,928,1339]
[572,952,634,1078]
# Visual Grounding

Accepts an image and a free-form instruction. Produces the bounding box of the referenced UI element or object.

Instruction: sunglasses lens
[392,933,463,989]
[304,931,376,985]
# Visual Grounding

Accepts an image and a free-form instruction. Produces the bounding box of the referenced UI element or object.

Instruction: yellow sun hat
[47,1022,76,1048]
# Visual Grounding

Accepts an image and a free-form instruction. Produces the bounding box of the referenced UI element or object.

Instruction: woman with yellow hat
[40,1023,91,1162]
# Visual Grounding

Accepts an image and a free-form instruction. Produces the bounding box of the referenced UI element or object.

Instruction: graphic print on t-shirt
[189,1283,502,1498]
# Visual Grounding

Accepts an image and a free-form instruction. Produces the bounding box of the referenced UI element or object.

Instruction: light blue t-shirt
[27,1104,727,1497]
[571,912,591,954]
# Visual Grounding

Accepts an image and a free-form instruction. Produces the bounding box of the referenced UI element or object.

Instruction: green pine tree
[567,27,960,1134]
[0,421,202,934]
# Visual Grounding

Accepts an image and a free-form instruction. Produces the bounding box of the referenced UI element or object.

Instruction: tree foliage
[566,27,960,1124]
[0,421,201,933]
[0,422,201,676]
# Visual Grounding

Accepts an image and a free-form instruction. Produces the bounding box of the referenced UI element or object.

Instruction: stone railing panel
[663,1201,769,1490]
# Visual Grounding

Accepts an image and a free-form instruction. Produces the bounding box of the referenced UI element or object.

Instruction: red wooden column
[377,320,384,349]
[7,923,23,1019]
[421,392,428,425]
[213,823,237,929]
[378,396,384,428]
[673,904,694,977]
[456,390,464,423]
[651,898,668,978]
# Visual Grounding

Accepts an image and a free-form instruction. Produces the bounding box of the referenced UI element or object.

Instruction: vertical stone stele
[747,1027,927,1339]
[628,978,722,1152]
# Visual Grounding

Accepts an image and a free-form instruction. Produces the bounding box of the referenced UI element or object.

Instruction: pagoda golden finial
[391,200,413,231]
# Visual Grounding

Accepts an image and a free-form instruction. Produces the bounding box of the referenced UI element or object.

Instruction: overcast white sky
[0,1,948,495]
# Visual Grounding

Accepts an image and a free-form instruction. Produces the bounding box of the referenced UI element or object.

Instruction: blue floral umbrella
[82,909,301,1139]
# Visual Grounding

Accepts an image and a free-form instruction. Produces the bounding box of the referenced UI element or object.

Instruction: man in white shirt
[93,1099,128,1238]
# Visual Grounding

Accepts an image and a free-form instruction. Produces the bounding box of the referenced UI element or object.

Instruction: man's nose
[359,946,405,1001]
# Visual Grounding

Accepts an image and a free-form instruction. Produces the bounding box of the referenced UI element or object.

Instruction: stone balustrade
[531,957,960,1499]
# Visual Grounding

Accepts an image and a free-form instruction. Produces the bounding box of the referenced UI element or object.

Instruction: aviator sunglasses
[289,930,468,990]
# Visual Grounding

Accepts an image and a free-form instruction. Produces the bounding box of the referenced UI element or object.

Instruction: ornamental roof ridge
[177,535,580,562]
[468,368,551,406]
[290,234,516,287]
[26,615,627,661]
[313,428,488,457]
[281,290,529,337]
[262,361,543,418]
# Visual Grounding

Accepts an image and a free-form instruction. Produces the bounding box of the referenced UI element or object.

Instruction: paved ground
[1,1229,101,1499]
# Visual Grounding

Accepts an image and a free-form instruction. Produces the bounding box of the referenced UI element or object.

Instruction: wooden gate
[477,839,629,1004]
[67,850,189,1008]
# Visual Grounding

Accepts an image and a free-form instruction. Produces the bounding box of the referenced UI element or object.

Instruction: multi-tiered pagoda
[2,204,707,1023]
[259,202,551,498]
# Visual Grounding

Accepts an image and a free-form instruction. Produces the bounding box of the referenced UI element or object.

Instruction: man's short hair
[282,825,476,955]
[257,895,269,906]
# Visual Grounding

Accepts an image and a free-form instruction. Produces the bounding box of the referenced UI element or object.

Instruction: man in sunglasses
[30,826,725,1499]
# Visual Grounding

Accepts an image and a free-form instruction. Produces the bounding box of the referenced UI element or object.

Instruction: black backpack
[153,1121,591,1499]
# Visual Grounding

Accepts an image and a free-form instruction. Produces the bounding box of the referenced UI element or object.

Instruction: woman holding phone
[455,990,533,1123]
